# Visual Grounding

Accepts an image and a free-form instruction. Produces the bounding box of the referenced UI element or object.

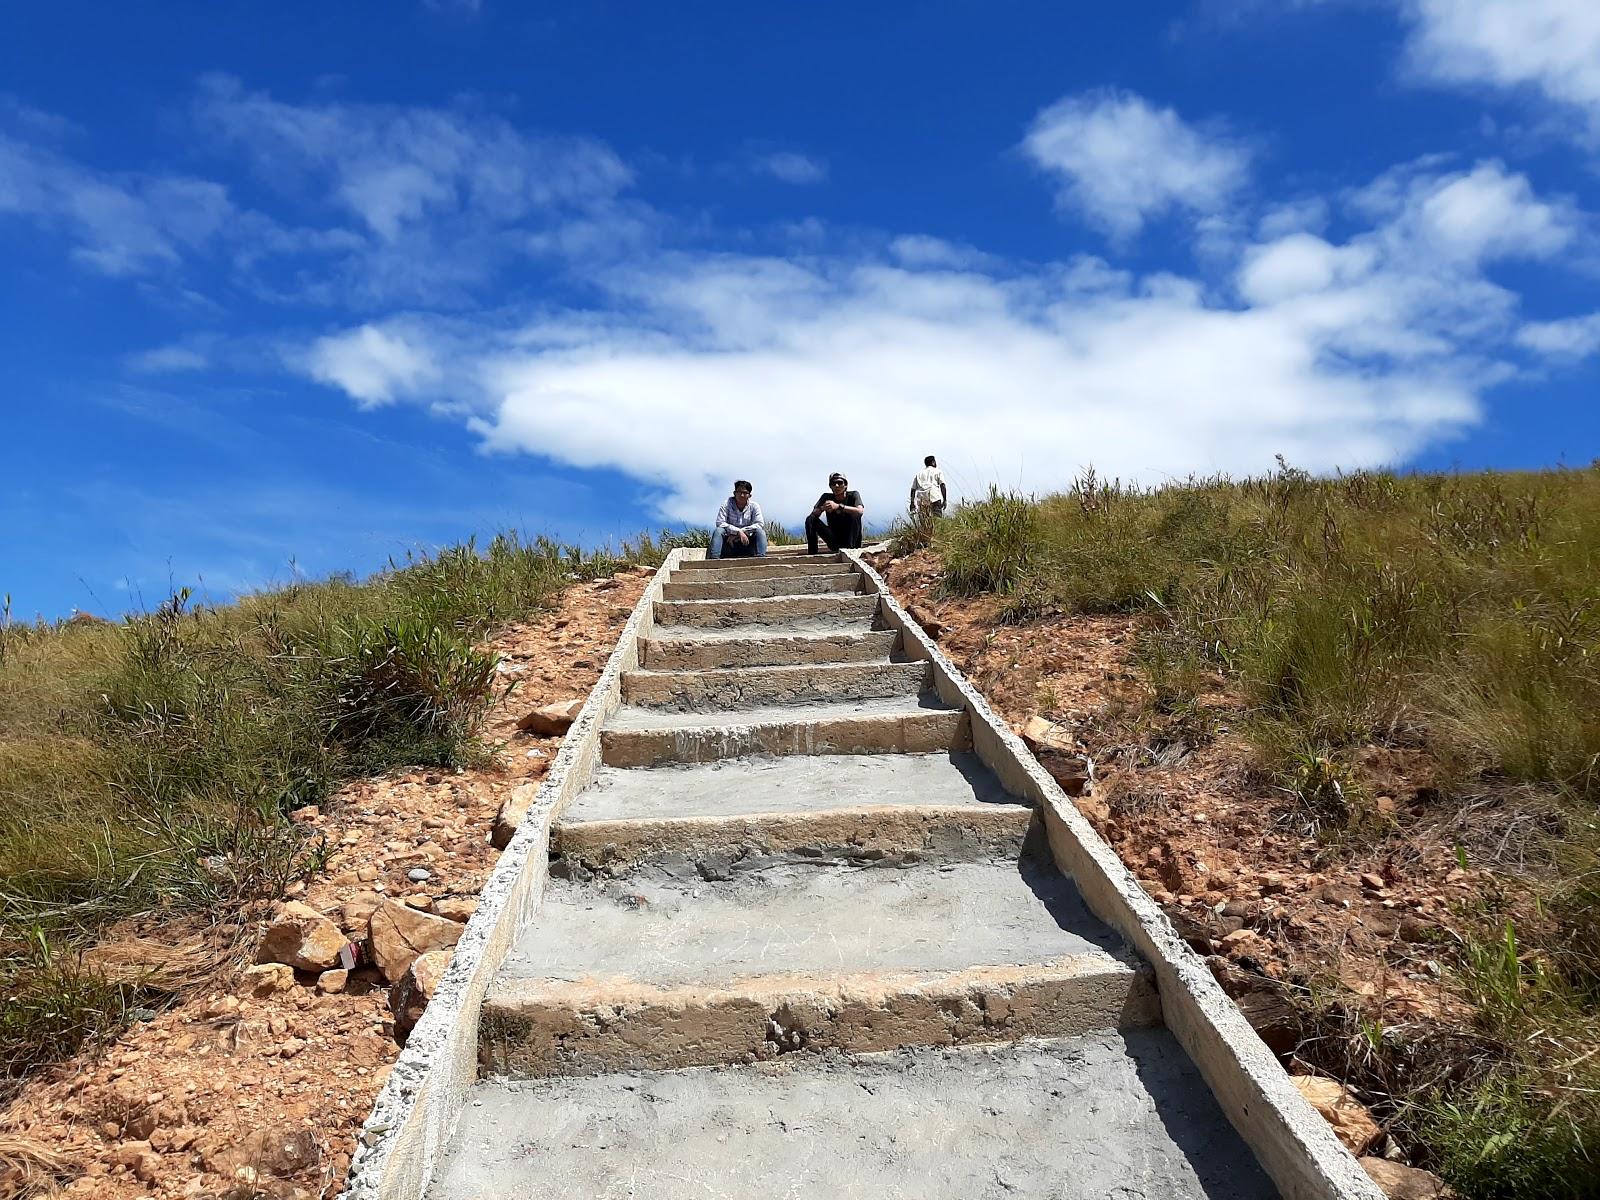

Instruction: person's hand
[734,529,748,543]
[824,500,838,512]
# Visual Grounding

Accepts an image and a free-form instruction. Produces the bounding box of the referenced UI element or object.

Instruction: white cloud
[1238,233,1376,304]
[1403,0,1600,127]
[186,76,644,304]
[194,76,631,240]
[302,323,442,407]
[1023,90,1251,240]
[888,235,1000,270]
[291,147,1598,528]
[293,207,1521,528]
[1352,159,1578,264]
[0,134,235,277]
[752,151,828,185]
[124,343,212,374]
[1517,311,1600,358]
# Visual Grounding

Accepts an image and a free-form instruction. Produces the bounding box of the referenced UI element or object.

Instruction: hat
[828,472,847,484]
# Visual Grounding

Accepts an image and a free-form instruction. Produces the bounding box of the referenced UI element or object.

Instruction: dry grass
[0,1132,72,1200]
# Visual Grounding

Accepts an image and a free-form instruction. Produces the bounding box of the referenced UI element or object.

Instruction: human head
[828,472,847,495]
[733,480,753,503]
[924,455,937,467]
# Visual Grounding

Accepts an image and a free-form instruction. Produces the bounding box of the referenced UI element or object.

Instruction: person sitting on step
[805,472,865,554]
[710,480,767,559]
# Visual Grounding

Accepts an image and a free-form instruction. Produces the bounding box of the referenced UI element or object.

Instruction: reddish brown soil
[0,568,650,1200]
[879,549,1494,1121]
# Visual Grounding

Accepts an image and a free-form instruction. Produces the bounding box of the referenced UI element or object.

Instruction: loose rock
[238,963,296,999]
[515,698,583,736]
[317,969,348,995]
[257,901,345,972]
[368,899,463,983]
[1292,1075,1383,1156]
[434,897,477,923]
[491,781,540,850]
[388,948,453,1041]
[1359,1157,1455,1199]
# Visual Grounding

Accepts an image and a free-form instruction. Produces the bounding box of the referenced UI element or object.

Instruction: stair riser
[552,804,1034,873]
[661,575,860,601]
[600,710,969,767]
[480,963,1159,1077]
[653,595,877,628]
[620,662,930,710]
[680,560,852,581]
[677,553,842,572]
[641,631,897,670]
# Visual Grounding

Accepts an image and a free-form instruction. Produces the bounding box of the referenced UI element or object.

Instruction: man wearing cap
[806,472,865,554]
[710,480,767,559]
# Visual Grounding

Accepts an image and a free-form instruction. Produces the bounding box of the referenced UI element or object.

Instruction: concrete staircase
[423,547,1282,1199]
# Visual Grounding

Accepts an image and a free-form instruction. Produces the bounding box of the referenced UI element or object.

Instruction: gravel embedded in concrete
[430,1032,1279,1200]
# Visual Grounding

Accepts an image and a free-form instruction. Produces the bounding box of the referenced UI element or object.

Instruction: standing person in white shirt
[710,480,767,558]
[909,455,948,517]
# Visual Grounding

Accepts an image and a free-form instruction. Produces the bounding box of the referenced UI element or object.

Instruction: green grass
[0,528,694,1089]
[921,463,1600,1197]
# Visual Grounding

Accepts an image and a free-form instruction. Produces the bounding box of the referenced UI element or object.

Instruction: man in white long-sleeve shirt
[710,480,767,558]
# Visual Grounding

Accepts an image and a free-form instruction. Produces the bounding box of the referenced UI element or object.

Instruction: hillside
[871,464,1600,1200]
[0,468,1596,1199]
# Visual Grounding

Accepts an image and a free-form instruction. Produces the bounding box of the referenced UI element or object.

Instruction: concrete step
[641,628,897,670]
[676,550,842,571]
[682,559,853,580]
[435,1034,1278,1200]
[481,855,1155,1076]
[660,573,861,602]
[652,594,878,629]
[552,751,1033,871]
[600,695,969,767]
[619,660,930,710]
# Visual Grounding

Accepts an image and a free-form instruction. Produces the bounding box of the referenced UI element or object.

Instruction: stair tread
[559,752,1023,827]
[431,1033,1277,1200]
[493,854,1118,988]
[604,692,956,732]
[646,621,883,642]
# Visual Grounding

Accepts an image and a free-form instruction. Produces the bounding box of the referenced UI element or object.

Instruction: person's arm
[909,480,917,509]
[749,501,765,528]
[842,492,866,515]
[811,494,828,515]
[939,473,948,505]
[715,502,732,532]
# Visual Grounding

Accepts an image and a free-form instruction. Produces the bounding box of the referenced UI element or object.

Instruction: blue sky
[3,1,1598,619]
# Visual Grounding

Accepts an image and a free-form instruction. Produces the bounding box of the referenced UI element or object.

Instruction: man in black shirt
[806,472,865,553]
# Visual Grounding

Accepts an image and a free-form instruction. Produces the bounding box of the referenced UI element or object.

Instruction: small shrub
[0,930,128,1086]
[335,617,497,768]
[1418,1074,1600,1200]
[936,488,1038,595]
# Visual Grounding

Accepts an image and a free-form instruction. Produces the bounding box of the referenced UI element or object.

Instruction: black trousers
[806,511,861,554]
